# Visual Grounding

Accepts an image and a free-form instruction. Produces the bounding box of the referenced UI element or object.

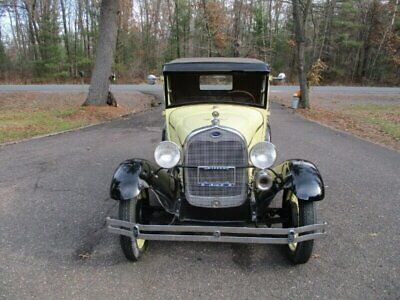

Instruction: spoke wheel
[282,190,316,264]
[119,191,149,262]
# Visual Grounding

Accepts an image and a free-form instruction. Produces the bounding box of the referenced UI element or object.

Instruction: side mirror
[147,74,157,85]
[273,73,286,81]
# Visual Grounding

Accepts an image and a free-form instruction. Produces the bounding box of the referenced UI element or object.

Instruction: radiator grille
[184,127,248,207]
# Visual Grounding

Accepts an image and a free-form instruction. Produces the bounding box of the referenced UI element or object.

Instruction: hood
[167,104,265,146]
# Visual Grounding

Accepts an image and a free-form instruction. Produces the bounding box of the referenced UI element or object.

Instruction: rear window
[199,75,233,90]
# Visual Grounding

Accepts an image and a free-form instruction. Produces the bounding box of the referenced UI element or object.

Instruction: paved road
[0,87,399,299]
[1,83,400,94]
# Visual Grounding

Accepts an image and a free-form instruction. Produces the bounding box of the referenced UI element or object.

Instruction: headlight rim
[250,141,277,169]
[154,141,182,169]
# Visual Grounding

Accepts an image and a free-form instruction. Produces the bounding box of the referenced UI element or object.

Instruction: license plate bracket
[197,166,236,187]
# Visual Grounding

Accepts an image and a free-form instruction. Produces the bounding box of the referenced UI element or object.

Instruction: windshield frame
[164,71,269,109]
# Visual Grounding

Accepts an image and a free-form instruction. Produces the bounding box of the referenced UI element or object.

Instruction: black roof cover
[163,57,269,73]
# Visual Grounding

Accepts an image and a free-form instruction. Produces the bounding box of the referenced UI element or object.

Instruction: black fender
[110,159,178,213]
[256,159,324,203]
[274,159,325,201]
[255,160,324,218]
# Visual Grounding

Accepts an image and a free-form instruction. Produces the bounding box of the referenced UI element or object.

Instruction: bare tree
[60,0,72,75]
[1,0,399,86]
[292,0,312,108]
[370,0,399,76]
[84,0,119,106]
[232,0,242,57]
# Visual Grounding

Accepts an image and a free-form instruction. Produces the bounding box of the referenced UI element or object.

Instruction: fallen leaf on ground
[78,252,91,259]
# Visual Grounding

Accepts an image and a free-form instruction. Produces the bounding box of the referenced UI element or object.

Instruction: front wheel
[283,191,316,264]
[119,192,149,262]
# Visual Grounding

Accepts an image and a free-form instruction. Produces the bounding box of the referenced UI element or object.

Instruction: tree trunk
[232,0,242,57]
[201,0,212,57]
[268,0,273,61]
[318,0,335,60]
[24,0,40,61]
[360,0,379,82]
[292,0,312,108]
[84,0,119,106]
[85,0,91,59]
[369,0,399,77]
[60,0,72,76]
[174,0,180,58]
[77,0,86,56]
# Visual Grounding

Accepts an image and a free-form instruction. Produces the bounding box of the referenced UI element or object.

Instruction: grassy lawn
[299,103,400,151]
[0,91,153,144]
[0,108,87,143]
[271,91,400,150]
[342,104,400,140]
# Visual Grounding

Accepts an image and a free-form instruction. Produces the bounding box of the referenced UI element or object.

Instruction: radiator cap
[211,111,220,125]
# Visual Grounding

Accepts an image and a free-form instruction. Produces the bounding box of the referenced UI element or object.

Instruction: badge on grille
[211,131,221,138]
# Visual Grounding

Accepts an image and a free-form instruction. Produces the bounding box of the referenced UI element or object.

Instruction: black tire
[119,195,149,262]
[283,191,316,264]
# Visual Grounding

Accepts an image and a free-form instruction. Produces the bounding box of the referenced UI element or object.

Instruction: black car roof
[163,57,270,72]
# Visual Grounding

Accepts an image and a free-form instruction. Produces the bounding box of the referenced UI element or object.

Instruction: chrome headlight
[250,142,277,169]
[154,141,181,168]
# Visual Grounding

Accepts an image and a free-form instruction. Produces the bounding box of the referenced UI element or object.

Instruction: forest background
[0,0,399,85]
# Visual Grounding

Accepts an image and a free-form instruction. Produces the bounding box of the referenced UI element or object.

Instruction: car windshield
[165,72,268,107]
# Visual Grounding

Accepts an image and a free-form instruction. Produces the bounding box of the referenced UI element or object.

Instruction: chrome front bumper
[106,217,327,244]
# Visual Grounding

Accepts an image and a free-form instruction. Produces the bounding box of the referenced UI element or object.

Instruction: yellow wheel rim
[288,192,299,251]
[135,192,146,250]
[136,239,145,249]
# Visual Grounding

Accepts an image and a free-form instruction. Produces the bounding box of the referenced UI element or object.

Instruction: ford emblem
[211,131,221,138]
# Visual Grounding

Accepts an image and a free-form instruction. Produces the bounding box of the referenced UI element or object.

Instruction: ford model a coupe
[107,58,326,264]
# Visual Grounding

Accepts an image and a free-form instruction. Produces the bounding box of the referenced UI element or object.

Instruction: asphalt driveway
[0,87,399,299]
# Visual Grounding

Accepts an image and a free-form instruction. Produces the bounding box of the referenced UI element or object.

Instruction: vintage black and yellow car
[107,58,326,264]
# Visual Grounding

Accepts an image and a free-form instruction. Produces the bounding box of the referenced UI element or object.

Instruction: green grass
[54,107,82,118]
[343,104,400,140]
[0,108,87,143]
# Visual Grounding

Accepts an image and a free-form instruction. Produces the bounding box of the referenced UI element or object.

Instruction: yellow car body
[165,103,270,151]
[107,58,326,265]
